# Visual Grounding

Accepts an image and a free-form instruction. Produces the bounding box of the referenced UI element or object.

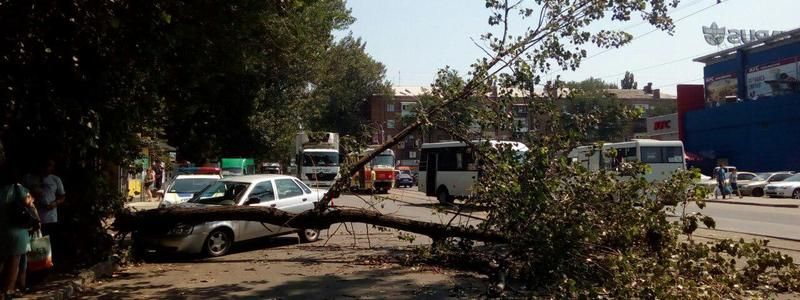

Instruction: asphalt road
[681,198,800,240]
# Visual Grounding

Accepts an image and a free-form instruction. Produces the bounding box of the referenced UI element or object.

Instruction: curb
[22,257,118,300]
[700,228,800,244]
[704,199,798,208]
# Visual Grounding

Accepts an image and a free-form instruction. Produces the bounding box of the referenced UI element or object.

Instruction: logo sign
[703,22,783,46]
[653,120,671,130]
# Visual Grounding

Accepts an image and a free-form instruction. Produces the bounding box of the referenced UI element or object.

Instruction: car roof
[175,174,222,179]
[220,174,299,183]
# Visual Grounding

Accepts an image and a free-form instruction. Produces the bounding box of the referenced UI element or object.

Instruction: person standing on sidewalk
[730,168,743,199]
[716,164,727,199]
[23,159,65,265]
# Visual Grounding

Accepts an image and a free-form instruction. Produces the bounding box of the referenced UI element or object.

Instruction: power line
[585,0,729,60]
[618,0,705,32]
[655,76,704,89]
[595,50,709,80]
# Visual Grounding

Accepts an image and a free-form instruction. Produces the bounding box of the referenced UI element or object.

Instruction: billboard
[746,57,800,100]
[704,73,737,103]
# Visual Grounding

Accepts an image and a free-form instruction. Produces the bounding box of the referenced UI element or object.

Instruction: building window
[386,103,395,112]
[409,151,417,159]
[387,119,395,129]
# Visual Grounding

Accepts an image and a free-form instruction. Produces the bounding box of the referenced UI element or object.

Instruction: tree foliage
[0,0,353,264]
[621,70,638,89]
[563,78,640,142]
[304,34,391,138]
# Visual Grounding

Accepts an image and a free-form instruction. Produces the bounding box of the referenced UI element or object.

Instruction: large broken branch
[114,206,508,243]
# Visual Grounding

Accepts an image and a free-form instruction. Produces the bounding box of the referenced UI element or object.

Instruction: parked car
[700,170,759,196]
[396,173,414,188]
[739,172,794,197]
[765,173,800,199]
[159,174,222,208]
[135,175,327,256]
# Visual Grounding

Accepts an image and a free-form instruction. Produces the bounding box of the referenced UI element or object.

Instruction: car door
[239,180,283,241]
[274,178,313,213]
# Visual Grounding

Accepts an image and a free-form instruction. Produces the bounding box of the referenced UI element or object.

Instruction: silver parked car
[739,172,794,197]
[135,174,327,257]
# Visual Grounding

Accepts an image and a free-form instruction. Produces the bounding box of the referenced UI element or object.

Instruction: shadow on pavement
[402,202,488,214]
[140,236,302,263]
[85,267,482,299]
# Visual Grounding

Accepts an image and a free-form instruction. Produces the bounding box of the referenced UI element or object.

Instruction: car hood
[767,182,800,188]
[742,180,768,187]
[162,192,196,204]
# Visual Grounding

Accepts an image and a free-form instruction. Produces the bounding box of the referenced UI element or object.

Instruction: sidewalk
[704,195,798,208]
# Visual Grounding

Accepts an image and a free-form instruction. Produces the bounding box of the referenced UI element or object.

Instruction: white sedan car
[159,174,222,208]
[136,174,328,256]
[765,173,800,199]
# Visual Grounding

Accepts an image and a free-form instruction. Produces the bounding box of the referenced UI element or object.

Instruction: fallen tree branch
[114,206,508,244]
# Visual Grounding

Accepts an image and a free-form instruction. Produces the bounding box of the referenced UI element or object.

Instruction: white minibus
[419,140,528,203]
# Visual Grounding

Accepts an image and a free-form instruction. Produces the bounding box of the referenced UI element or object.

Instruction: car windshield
[370,154,394,167]
[189,181,250,205]
[750,175,766,181]
[168,178,218,193]
[782,174,800,182]
[303,152,339,167]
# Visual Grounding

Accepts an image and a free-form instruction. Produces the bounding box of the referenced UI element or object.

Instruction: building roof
[694,27,800,64]
[389,85,567,98]
[605,89,675,100]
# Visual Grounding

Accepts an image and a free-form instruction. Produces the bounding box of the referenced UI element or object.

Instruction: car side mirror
[245,197,260,205]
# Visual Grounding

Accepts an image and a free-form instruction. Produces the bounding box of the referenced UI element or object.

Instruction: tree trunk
[114,206,507,243]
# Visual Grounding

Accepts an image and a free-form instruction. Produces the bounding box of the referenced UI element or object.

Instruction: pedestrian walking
[730,168,743,199]
[144,168,155,201]
[716,163,727,199]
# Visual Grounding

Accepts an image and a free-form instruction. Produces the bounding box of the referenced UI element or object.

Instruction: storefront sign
[653,120,671,130]
[746,57,800,99]
[643,113,679,141]
[704,73,738,102]
[703,23,783,46]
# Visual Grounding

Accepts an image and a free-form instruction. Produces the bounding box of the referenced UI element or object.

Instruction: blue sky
[336,0,799,95]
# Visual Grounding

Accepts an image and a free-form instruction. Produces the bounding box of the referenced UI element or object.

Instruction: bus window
[640,147,684,163]
[663,147,684,163]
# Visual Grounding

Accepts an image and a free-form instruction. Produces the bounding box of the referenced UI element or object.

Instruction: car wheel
[204,228,233,257]
[752,188,764,197]
[298,228,320,243]
[793,189,800,199]
[437,187,451,205]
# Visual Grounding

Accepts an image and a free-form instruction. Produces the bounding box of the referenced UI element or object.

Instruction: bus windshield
[303,152,340,167]
[371,154,394,167]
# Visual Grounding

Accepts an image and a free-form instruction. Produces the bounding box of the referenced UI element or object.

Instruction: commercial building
[678,28,800,173]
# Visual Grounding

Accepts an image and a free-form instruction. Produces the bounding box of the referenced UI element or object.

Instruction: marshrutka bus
[419,140,528,204]
[567,139,686,182]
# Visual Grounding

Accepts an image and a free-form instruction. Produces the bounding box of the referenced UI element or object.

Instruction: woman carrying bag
[0,183,39,300]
